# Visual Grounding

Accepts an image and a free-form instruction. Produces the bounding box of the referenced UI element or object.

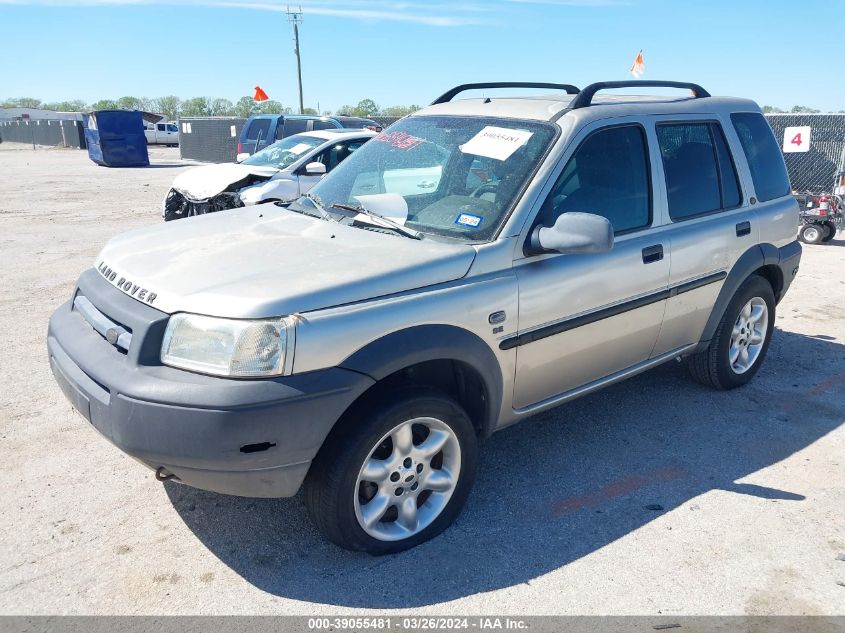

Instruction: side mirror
[305,161,327,175]
[529,212,614,255]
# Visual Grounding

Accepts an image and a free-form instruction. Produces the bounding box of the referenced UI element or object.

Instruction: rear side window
[657,122,742,220]
[731,112,791,202]
[283,118,308,136]
[312,119,337,130]
[537,125,651,234]
[246,119,270,141]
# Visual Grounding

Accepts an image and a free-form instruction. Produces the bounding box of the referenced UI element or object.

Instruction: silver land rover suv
[48,81,802,554]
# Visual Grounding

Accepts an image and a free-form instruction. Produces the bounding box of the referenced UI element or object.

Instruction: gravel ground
[0,143,843,616]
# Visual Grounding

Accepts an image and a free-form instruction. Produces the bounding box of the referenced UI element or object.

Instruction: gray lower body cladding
[46,273,374,497]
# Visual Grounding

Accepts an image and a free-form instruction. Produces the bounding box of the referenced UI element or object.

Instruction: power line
[286,5,304,115]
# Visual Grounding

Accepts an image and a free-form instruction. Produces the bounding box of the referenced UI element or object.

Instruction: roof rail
[431,82,580,105]
[568,80,711,109]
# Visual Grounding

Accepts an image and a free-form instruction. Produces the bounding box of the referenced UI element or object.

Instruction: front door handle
[736,221,751,237]
[642,244,664,264]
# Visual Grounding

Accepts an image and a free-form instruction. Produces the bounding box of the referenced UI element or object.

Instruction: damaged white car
[162,129,375,221]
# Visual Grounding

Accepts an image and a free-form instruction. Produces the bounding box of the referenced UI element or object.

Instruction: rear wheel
[687,274,775,390]
[304,388,477,554]
[799,223,824,244]
[821,221,838,242]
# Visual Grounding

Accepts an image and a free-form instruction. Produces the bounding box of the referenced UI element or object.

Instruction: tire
[821,222,837,242]
[687,274,776,390]
[304,387,478,555]
[799,223,824,244]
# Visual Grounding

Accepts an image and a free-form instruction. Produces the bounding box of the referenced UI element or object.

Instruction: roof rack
[431,82,580,105]
[568,80,710,109]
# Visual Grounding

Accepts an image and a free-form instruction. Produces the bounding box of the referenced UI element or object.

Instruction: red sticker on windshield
[374,131,424,150]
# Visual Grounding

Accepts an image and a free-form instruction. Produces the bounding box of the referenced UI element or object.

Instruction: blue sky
[1,0,843,112]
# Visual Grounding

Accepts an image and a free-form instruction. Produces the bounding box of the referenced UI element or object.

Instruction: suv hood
[171,163,279,200]
[95,206,477,317]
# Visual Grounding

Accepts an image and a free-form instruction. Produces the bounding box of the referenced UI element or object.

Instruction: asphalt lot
[0,142,843,616]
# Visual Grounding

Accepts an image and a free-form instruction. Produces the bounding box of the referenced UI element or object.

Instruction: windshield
[242,134,322,169]
[304,116,557,241]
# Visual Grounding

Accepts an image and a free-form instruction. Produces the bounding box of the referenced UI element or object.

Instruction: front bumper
[47,269,374,497]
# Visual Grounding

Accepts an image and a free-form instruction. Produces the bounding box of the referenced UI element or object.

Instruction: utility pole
[286,5,304,114]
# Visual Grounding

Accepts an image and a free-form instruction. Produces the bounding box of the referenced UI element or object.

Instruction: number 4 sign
[783,126,811,153]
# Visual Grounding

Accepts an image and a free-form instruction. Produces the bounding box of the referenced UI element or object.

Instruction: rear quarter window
[730,113,791,202]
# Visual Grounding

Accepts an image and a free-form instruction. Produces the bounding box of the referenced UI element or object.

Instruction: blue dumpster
[82,110,149,167]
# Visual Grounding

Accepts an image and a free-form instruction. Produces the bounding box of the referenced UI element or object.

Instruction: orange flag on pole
[630,50,645,79]
[253,86,269,102]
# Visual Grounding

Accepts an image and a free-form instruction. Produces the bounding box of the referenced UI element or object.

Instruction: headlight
[161,313,293,377]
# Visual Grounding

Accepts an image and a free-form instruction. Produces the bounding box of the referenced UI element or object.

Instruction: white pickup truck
[143,121,179,146]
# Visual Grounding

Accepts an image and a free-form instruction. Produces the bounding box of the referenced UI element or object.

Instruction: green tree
[1,97,43,108]
[352,98,379,116]
[233,96,256,118]
[790,105,820,113]
[89,99,118,111]
[42,99,87,112]
[116,96,145,111]
[180,97,212,117]
[154,95,181,120]
[379,104,419,117]
[210,98,235,116]
[762,105,785,113]
[302,107,319,115]
[256,100,290,115]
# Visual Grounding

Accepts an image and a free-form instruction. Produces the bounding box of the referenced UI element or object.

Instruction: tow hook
[155,466,179,482]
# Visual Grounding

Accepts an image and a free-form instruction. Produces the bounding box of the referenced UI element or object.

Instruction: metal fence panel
[369,116,401,128]
[178,117,245,163]
[765,114,845,193]
[0,119,85,148]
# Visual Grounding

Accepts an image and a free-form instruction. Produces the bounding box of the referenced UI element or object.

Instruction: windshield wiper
[330,203,423,240]
[301,192,337,222]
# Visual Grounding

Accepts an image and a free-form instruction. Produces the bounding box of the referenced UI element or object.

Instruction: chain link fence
[0,119,86,148]
[765,114,845,193]
[178,117,246,163]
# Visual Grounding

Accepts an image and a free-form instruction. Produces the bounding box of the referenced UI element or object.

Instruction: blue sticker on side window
[455,213,483,228]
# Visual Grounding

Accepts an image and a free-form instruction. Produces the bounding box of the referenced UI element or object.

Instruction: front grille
[73,294,133,353]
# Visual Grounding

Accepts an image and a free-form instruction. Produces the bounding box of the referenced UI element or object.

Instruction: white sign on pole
[783,126,811,153]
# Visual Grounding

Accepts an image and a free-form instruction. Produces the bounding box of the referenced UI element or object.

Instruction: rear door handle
[641,244,664,264]
[736,221,751,237]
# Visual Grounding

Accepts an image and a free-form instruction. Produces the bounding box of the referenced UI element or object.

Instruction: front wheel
[687,274,775,390]
[799,223,824,244]
[304,388,478,554]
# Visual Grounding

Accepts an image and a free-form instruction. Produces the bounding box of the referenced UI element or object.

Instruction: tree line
[762,105,838,114]
[0,96,420,120]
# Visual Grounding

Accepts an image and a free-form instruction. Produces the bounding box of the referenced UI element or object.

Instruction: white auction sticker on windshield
[288,143,312,155]
[460,126,533,161]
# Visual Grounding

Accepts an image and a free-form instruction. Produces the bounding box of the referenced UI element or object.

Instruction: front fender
[339,324,503,437]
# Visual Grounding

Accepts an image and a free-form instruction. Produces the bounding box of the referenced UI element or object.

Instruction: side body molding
[339,325,504,437]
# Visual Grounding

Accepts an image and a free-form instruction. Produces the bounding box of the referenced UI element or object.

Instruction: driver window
[536,125,651,234]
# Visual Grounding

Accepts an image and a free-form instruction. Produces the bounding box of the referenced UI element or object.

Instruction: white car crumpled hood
[94,206,477,317]
[171,163,279,200]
